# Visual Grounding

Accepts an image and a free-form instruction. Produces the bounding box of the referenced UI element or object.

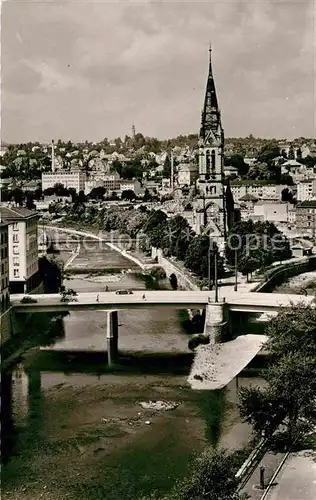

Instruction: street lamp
[208,240,219,302]
[208,241,212,291]
[214,243,219,302]
[234,249,238,292]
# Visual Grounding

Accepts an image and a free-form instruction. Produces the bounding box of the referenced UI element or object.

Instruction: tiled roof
[0,206,39,221]
[239,193,259,201]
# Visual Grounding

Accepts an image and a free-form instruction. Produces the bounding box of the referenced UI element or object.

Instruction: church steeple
[199,44,222,141]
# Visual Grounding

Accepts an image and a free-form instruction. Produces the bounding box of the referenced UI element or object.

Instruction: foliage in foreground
[139,449,243,500]
[239,302,316,445]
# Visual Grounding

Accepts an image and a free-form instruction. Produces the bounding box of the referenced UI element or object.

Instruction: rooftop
[0,206,39,221]
[297,200,316,208]
[239,193,259,201]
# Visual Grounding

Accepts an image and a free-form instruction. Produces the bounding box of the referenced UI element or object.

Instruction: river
[3,241,258,500]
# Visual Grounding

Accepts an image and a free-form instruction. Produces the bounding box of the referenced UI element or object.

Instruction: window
[13,246,19,255]
[13,269,20,278]
[13,257,19,266]
[13,234,19,243]
[206,150,210,174]
[12,222,18,231]
[211,150,216,170]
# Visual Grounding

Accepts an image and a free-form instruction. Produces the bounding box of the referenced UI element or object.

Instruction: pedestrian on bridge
[96,294,99,302]
[142,293,146,300]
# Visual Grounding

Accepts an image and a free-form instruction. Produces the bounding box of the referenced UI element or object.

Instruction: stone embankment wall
[151,247,200,291]
[0,308,15,344]
[254,255,316,293]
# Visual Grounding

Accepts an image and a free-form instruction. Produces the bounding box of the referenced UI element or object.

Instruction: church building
[194,45,234,243]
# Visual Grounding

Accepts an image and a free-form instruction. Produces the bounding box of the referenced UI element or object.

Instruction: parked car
[115,289,133,295]
[20,296,38,304]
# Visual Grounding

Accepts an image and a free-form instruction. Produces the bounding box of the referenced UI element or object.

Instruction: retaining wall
[151,247,200,291]
[254,255,316,293]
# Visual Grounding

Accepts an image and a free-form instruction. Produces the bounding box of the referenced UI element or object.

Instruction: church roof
[199,45,222,141]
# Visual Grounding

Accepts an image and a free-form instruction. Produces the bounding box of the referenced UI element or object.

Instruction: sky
[1,0,315,143]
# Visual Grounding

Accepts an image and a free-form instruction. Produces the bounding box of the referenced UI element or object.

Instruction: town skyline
[2,0,315,143]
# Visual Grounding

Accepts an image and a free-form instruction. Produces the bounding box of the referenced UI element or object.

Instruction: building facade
[231,182,287,202]
[296,201,316,239]
[177,163,199,187]
[253,202,291,223]
[119,179,143,196]
[0,207,40,294]
[297,180,316,201]
[0,222,10,313]
[42,171,86,193]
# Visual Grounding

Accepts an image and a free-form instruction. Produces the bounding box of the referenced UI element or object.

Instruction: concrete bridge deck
[10,290,314,314]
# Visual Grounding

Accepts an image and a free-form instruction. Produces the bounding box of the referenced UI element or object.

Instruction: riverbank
[3,244,258,500]
[2,369,255,500]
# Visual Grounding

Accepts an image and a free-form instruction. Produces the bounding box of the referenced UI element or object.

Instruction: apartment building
[297,180,316,201]
[231,182,287,202]
[42,170,86,193]
[253,202,291,223]
[296,200,316,239]
[177,163,199,187]
[0,206,40,293]
[0,222,10,312]
[119,179,143,196]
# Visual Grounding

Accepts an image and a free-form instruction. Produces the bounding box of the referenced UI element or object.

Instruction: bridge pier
[204,299,228,344]
[106,310,119,366]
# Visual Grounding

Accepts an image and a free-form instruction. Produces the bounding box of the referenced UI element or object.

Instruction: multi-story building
[296,200,316,239]
[119,179,143,197]
[231,182,287,202]
[177,163,199,187]
[0,207,40,294]
[253,202,291,223]
[297,180,316,201]
[42,170,86,193]
[0,222,10,313]
[103,173,121,191]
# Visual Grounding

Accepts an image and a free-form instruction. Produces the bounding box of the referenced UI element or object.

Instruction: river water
[3,242,258,500]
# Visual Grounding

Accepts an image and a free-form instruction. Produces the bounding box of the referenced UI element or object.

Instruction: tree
[225,154,249,177]
[53,183,69,196]
[88,186,106,200]
[257,141,280,164]
[143,188,153,202]
[288,145,295,160]
[26,194,36,210]
[121,189,136,201]
[162,155,171,178]
[265,304,316,360]
[11,187,24,206]
[169,449,241,500]
[239,304,316,446]
[143,210,168,233]
[225,220,292,271]
[279,173,294,186]
[300,155,316,168]
[238,254,261,281]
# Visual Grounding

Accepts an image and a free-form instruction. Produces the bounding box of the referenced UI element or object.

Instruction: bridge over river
[11,290,313,314]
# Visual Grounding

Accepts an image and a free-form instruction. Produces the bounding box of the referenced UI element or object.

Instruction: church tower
[196,45,228,239]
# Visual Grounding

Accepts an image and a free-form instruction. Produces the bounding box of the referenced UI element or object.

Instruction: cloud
[1,0,315,142]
